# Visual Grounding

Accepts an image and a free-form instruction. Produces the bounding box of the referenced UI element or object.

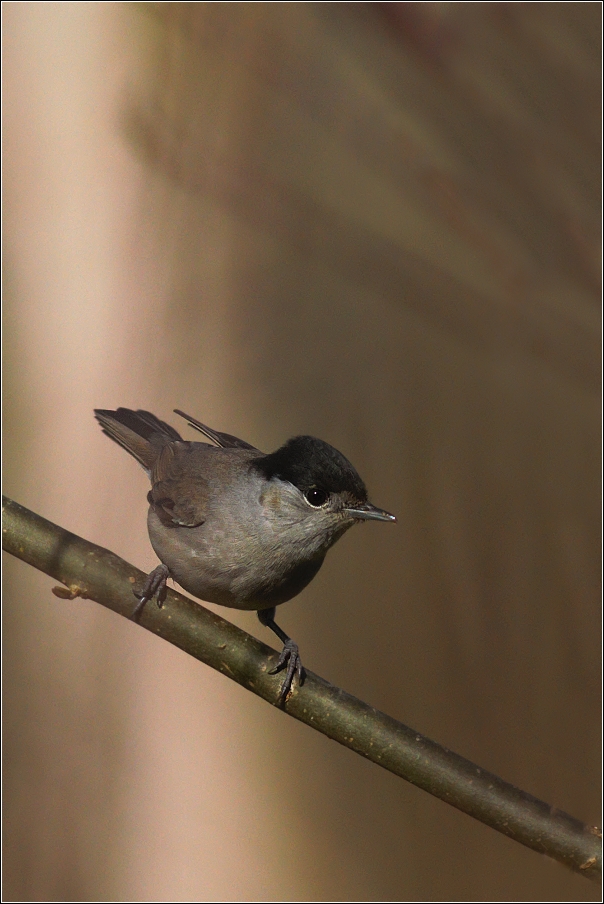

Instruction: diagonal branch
[2,495,601,881]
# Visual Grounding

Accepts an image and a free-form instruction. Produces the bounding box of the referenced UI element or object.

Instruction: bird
[94,407,396,704]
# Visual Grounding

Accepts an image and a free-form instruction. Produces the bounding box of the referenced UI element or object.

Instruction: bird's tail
[94,408,182,470]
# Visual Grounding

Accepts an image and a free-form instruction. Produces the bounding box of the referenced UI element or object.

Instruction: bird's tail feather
[94,408,182,470]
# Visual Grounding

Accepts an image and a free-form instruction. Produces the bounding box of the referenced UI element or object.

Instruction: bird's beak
[345,503,397,523]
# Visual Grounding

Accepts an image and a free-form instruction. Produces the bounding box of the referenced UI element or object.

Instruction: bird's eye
[305,487,329,507]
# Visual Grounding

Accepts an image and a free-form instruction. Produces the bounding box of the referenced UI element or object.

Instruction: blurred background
[3,2,600,900]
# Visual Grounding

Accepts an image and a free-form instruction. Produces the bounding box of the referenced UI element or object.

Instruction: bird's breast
[146,505,325,610]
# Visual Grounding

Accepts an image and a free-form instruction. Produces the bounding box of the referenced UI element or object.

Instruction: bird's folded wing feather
[148,443,209,527]
[173,409,259,451]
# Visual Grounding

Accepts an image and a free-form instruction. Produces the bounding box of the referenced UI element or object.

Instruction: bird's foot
[132,563,169,621]
[269,640,305,706]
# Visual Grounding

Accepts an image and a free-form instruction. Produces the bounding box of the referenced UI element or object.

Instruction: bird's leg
[132,563,170,621]
[257,607,305,705]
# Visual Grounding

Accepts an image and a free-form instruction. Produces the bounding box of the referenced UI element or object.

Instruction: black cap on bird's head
[253,436,396,523]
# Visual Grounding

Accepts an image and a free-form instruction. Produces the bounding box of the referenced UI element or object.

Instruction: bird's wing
[174,409,260,451]
[148,443,209,528]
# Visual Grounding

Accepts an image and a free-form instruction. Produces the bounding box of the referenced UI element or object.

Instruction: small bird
[94,408,396,703]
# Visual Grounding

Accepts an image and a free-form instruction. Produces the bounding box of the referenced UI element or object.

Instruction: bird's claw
[132,563,169,621]
[269,639,305,705]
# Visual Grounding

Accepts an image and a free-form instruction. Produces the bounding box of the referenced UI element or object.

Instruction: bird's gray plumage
[94,407,396,702]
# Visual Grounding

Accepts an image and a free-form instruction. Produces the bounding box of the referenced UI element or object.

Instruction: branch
[2,495,601,881]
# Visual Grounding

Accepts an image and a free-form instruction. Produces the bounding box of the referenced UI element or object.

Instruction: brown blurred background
[3,2,600,900]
